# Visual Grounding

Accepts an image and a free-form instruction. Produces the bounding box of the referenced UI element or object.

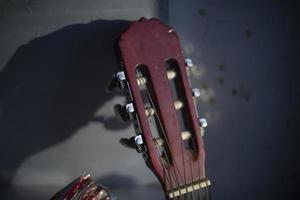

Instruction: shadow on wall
[0,19,131,186]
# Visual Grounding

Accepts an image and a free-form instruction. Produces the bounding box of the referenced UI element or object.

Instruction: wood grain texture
[117,18,206,192]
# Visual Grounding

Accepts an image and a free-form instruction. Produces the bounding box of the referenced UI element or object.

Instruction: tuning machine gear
[199,118,208,128]
[185,58,194,68]
[192,88,201,98]
[119,135,145,153]
[108,71,127,92]
[199,118,208,136]
[114,103,135,122]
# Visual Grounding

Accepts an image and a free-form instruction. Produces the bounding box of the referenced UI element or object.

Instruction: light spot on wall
[200,86,215,103]
[183,42,195,56]
[190,63,206,78]
[204,110,221,124]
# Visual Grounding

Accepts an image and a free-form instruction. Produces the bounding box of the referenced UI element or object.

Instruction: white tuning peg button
[199,118,208,128]
[192,88,201,98]
[125,103,136,121]
[117,71,127,90]
[125,103,135,113]
[114,103,135,122]
[199,118,208,136]
[109,71,127,91]
[134,135,145,153]
[134,135,143,145]
[116,71,126,81]
[185,58,194,68]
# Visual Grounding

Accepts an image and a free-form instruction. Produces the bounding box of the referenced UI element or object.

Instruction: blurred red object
[50,174,113,200]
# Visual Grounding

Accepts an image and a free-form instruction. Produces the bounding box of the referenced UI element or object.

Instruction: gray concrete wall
[170,0,300,199]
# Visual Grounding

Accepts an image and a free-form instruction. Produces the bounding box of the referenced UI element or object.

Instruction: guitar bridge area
[135,65,172,168]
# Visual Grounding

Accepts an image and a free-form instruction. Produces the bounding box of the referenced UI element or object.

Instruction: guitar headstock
[111,18,211,199]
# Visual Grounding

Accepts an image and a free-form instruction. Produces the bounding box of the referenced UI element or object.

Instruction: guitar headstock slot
[135,65,172,168]
[166,59,198,157]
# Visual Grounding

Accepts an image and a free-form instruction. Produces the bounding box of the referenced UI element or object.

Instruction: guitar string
[162,158,179,200]
[144,84,183,199]
[203,178,208,200]
[136,69,181,199]
[177,98,188,200]
[142,70,192,200]
[204,177,207,200]
[172,63,200,200]
[153,110,185,200]
[148,114,173,198]
[197,159,202,200]
[181,150,188,200]
[174,97,188,200]
[189,160,195,200]
[163,67,189,200]
[207,182,211,200]
[146,91,185,200]
[205,184,209,200]
[204,176,210,200]
[160,157,174,198]
[172,75,189,200]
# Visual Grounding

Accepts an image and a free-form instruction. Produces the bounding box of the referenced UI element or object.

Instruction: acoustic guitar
[110,18,211,200]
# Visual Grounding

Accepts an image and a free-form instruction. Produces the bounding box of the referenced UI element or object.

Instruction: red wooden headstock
[112,18,211,199]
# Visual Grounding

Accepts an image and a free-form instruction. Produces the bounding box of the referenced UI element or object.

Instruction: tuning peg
[199,118,208,136]
[124,103,135,121]
[167,69,176,80]
[199,118,208,128]
[134,135,144,153]
[174,100,183,110]
[114,103,135,122]
[185,58,194,68]
[108,71,127,92]
[119,135,145,153]
[192,88,201,98]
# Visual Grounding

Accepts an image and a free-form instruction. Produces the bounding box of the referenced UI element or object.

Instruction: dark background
[0,0,299,199]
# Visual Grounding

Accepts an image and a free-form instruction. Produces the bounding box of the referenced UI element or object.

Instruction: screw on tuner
[114,103,135,122]
[119,135,145,153]
[108,71,127,91]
